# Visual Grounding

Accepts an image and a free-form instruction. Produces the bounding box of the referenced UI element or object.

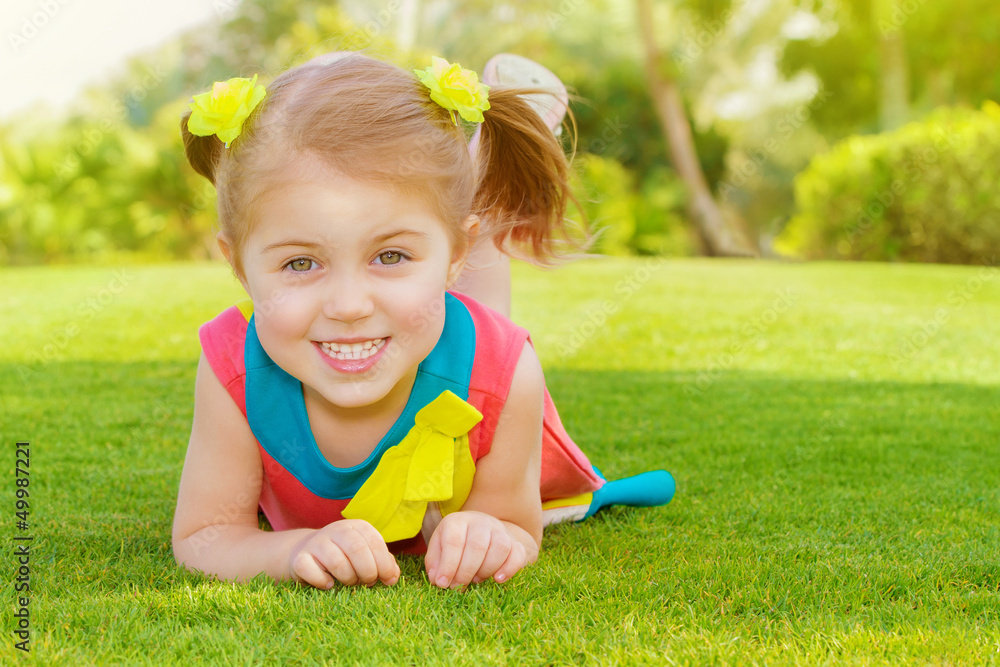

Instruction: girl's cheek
[403,288,448,332]
[255,288,314,329]
[252,287,287,318]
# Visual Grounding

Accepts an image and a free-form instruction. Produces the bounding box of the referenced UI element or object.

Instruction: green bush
[570,154,694,257]
[777,102,1000,263]
[0,101,219,265]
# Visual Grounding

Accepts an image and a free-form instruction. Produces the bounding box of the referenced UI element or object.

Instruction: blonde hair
[180,53,582,277]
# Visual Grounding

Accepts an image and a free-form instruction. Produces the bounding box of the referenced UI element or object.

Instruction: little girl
[172,52,673,590]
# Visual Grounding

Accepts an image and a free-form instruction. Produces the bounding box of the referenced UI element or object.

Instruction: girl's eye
[376,251,404,266]
[288,258,314,272]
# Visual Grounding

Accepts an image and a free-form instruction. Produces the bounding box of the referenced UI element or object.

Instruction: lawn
[1,257,998,665]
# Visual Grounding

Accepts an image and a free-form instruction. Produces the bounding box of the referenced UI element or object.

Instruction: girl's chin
[307,369,418,413]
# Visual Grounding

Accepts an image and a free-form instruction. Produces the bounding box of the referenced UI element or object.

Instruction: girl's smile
[315,337,389,374]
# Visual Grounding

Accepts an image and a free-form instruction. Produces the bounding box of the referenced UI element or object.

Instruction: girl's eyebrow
[367,229,431,245]
[261,240,322,253]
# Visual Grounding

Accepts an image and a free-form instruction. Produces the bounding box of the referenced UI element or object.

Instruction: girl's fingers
[353,521,401,585]
[427,518,468,588]
[424,529,442,584]
[290,522,400,590]
[291,536,363,588]
[317,538,365,587]
[491,539,527,584]
[289,550,337,590]
[450,522,496,587]
[472,528,513,584]
[335,527,380,586]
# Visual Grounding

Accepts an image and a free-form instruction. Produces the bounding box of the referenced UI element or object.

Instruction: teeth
[320,338,386,361]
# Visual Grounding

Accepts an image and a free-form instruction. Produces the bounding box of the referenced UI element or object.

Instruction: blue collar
[244,292,476,498]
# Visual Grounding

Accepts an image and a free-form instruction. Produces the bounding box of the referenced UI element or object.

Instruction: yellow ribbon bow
[342,390,483,543]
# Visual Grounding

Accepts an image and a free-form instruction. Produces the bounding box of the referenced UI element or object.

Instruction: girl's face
[234,167,473,416]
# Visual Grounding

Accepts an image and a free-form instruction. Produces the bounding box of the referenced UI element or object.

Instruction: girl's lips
[314,337,389,374]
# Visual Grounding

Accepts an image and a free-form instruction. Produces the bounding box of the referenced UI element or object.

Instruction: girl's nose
[321,273,376,323]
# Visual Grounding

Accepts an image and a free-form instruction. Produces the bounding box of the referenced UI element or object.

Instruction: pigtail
[179,109,224,185]
[473,87,590,263]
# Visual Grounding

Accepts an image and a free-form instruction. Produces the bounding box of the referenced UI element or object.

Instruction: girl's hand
[424,511,528,589]
[288,520,400,589]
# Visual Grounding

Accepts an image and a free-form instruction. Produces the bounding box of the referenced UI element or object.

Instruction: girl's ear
[216,231,234,264]
[217,232,250,293]
[446,215,480,288]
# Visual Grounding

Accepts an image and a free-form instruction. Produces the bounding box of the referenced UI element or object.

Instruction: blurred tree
[637,0,756,256]
[874,0,909,131]
[673,0,836,252]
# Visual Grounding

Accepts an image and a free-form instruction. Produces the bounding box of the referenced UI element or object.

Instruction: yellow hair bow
[342,390,483,543]
[187,74,266,147]
[414,57,491,125]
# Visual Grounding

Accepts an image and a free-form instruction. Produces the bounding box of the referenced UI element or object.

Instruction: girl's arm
[172,353,399,587]
[424,342,545,588]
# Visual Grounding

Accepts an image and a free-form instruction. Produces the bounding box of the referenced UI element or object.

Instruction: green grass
[1,258,999,665]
